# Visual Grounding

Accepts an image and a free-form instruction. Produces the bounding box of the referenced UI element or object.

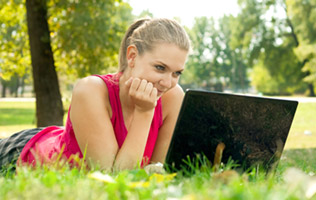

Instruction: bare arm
[150,84,184,163]
[70,77,118,170]
[113,78,158,170]
[70,76,157,171]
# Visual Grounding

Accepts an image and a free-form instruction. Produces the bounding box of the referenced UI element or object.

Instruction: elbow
[112,152,142,171]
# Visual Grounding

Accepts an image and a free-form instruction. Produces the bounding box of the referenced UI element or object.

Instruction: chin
[157,92,163,97]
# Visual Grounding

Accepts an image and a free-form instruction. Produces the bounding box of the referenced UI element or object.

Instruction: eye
[174,71,182,77]
[155,65,165,71]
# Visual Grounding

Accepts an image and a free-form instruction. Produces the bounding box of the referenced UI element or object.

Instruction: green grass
[0,153,315,200]
[0,101,36,138]
[0,100,69,138]
[284,102,316,149]
[0,99,316,199]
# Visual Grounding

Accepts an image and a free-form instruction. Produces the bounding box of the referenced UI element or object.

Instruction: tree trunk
[307,84,315,97]
[26,0,64,127]
[1,79,7,98]
[21,76,25,97]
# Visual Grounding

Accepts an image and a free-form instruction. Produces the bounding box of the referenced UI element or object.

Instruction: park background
[1,0,316,148]
[1,1,316,199]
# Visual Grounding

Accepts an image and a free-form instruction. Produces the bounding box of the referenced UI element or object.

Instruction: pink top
[18,73,163,167]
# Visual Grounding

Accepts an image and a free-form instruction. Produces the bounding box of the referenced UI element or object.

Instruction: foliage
[234,0,307,94]
[250,61,279,94]
[286,0,316,85]
[0,0,30,81]
[1,0,316,96]
[182,15,248,92]
[182,0,313,95]
[182,17,214,88]
[48,0,133,79]
[0,0,133,83]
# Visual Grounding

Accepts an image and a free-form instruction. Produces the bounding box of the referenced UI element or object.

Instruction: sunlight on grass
[285,102,316,149]
[0,160,315,200]
[0,100,68,138]
[0,125,36,138]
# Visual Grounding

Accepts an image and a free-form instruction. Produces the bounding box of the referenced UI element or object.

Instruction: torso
[19,73,164,167]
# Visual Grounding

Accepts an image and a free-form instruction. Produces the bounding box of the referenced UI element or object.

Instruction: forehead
[143,43,188,68]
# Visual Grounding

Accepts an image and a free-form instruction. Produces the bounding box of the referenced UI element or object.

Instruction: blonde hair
[118,18,191,72]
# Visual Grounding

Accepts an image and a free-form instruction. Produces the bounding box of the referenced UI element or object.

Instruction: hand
[125,77,158,112]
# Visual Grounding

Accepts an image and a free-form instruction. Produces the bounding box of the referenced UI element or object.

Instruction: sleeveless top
[18,73,163,167]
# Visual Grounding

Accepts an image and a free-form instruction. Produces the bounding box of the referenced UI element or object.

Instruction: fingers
[137,79,148,94]
[150,87,158,99]
[126,78,158,111]
[128,78,157,97]
[144,82,154,95]
[125,77,133,87]
[129,78,140,96]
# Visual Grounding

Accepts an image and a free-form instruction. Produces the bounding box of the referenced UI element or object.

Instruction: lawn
[284,102,316,149]
[0,101,36,138]
[0,98,316,199]
[0,100,68,138]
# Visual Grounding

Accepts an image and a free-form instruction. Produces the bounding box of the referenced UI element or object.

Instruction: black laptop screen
[165,90,298,172]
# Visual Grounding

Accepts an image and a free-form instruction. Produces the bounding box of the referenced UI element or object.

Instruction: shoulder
[72,76,110,101]
[73,76,107,93]
[161,84,184,119]
[71,76,112,115]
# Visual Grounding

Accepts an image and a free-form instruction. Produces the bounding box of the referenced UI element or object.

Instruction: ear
[126,45,138,68]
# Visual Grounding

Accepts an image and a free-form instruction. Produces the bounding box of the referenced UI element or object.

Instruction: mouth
[157,89,165,96]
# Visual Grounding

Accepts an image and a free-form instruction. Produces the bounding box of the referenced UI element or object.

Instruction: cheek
[171,77,179,87]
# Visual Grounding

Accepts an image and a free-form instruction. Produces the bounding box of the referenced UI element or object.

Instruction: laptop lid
[165,89,298,173]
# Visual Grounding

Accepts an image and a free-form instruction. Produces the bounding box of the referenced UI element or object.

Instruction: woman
[0,18,190,172]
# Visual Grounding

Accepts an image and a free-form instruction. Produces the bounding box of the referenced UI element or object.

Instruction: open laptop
[164,89,298,173]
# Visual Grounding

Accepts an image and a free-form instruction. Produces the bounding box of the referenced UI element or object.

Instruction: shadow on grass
[0,108,35,126]
[278,148,316,173]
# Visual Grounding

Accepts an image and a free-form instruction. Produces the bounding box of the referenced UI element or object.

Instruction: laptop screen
[165,89,298,172]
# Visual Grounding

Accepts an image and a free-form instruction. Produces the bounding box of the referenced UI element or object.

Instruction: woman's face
[128,43,188,97]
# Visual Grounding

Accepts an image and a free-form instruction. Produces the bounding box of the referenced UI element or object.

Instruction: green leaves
[48,0,133,78]
[286,0,316,85]
[0,0,133,83]
[0,0,30,80]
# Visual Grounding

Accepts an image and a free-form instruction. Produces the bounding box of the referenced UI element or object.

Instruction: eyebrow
[155,61,184,72]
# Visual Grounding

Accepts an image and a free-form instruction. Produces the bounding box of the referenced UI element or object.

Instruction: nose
[159,74,173,89]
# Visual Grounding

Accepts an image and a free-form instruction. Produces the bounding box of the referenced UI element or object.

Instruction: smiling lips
[157,89,166,96]
[157,90,163,95]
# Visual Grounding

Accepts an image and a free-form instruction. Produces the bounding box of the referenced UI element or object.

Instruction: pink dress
[18,73,163,167]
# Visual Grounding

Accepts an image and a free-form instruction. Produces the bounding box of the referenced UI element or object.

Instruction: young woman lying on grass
[0,18,190,172]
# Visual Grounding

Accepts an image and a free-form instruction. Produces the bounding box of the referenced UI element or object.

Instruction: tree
[286,0,316,96]
[26,0,64,126]
[1,0,133,80]
[183,15,250,92]
[1,0,133,126]
[233,0,308,95]
[49,0,133,79]
[0,0,31,81]
[183,17,213,89]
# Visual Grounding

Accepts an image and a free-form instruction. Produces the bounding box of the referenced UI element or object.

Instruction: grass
[0,99,316,199]
[0,153,315,200]
[0,101,36,137]
[0,100,69,138]
[284,102,316,149]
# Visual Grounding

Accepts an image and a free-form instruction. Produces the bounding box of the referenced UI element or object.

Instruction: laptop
[164,89,298,173]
